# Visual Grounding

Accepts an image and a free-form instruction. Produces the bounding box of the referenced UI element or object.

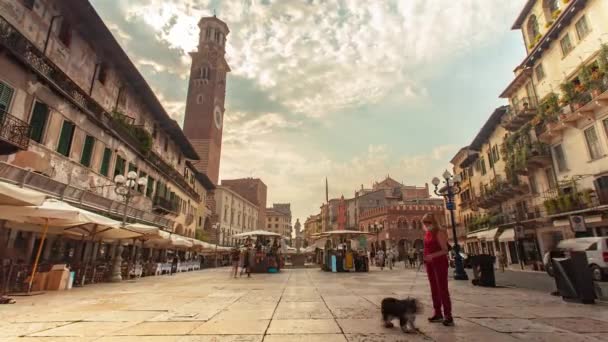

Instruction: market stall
[315,230,372,273]
[231,230,284,273]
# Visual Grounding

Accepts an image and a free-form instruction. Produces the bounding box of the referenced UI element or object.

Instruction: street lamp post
[110,171,147,282]
[368,221,383,253]
[432,170,469,281]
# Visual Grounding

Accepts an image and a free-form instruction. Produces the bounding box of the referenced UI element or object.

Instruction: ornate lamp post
[110,171,147,282]
[432,170,468,281]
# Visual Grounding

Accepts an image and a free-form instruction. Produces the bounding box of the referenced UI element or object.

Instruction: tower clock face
[214,105,223,129]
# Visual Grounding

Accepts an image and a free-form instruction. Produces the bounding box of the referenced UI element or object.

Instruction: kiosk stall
[231,230,284,273]
[314,230,372,272]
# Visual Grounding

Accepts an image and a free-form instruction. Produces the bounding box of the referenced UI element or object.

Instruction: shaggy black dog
[381,297,421,333]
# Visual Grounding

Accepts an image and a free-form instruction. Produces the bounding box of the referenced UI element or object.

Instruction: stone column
[110,241,123,282]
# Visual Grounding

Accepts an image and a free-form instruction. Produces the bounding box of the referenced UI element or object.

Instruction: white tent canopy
[0,182,47,206]
[231,230,281,238]
[321,230,373,236]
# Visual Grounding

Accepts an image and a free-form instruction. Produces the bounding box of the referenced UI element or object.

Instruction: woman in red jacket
[422,213,454,326]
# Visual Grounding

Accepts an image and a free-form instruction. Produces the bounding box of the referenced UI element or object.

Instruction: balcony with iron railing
[501,98,537,132]
[152,196,179,216]
[478,178,529,209]
[538,61,608,143]
[0,15,199,202]
[541,187,608,217]
[0,109,30,155]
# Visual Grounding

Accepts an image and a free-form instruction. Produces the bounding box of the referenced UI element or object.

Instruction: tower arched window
[196,94,204,104]
[526,15,540,46]
[200,66,210,80]
[543,0,560,21]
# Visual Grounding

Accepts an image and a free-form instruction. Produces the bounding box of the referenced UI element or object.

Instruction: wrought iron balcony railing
[153,196,179,215]
[0,109,30,154]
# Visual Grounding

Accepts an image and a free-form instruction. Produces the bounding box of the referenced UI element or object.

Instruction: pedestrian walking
[422,213,454,326]
[376,249,385,270]
[386,248,394,270]
[231,247,240,278]
[241,243,251,278]
[171,255,179,275]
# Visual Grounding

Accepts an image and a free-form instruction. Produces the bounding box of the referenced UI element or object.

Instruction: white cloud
[122,0,525,118]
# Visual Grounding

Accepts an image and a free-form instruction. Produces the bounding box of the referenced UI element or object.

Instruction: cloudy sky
[91,0,527,224]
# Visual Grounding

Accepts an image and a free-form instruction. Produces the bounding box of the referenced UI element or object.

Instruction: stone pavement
[1,266,608,341]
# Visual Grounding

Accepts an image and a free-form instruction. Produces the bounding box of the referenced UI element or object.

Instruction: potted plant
[590,69,605,98]
[552,9,562,20]
[560,82,575,109]
[545,21,554,28]
[544,198,558,215]
[599,44,608,75]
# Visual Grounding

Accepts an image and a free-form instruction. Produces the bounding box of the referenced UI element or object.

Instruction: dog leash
[406,262,423,295]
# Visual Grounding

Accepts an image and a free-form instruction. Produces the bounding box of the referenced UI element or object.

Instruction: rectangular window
[56,121,75,157]
[80,135,95,167]
[164,137,168,151]
[480,157,487,175]
[534,64,545,81]
[29,101,49,143]
[58,19,72,47]
[100,147,112,176]
[114,155,125,178]
[584,126,602,160]
[128,163,137,173]
[488,152,494,168]
[560,34,573,56]
[545,168,557,189]
[146,177,154,198]
[97,63,107,85]
[117,89,127,108]
[575,16,590,40]
[552,144,567,172]
[0,81,15,112]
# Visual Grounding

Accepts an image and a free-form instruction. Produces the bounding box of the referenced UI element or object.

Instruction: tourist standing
[376,249,385,271]
[422,213,453,326]
[231,247,240,278]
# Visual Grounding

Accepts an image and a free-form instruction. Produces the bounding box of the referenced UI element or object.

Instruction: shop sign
[358,235,367,248]
[569,215,586,232]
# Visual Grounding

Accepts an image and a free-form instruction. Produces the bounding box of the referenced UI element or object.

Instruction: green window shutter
[146,177,155,198]
[57,121,75,156]
[100,147,112,176]
[0,81,14,112]
[29,102,49,143]
[80,135,95,167]
[128,163,137,173]
[114,156,125,177]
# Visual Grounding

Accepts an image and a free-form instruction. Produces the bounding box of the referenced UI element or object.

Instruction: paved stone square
[1,266,608,341]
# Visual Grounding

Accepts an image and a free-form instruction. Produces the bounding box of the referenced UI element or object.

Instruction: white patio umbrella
[125,223,171,240]
[0,198,124,292]
[231,230,281,238]
[0,182,46,206]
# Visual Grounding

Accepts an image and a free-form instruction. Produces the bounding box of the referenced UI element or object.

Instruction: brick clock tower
[183,16,230,185]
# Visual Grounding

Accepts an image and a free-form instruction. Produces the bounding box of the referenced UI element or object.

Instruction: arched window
[526,15,540,46]
[196,94,204,104]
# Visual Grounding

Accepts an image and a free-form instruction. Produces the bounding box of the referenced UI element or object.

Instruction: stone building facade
[358,203,445,257]
[266,203,292,240]
[214,185,258,246]
[222,178,267,230]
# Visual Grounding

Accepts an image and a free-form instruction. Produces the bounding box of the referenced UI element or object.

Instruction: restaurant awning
[477,228,499,241]
[0,182,47,206]
[498,228,515,242]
